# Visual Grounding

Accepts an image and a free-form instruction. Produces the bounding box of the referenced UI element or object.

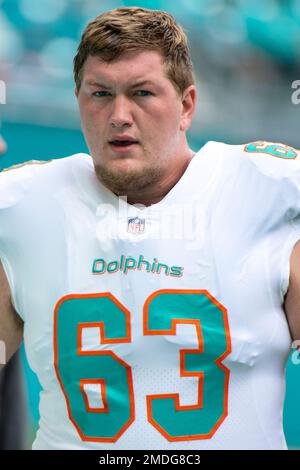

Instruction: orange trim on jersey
[143,289,231,442]
[80,379,108,413]
[53,292,135,443]
[244,141,298,160]
[1,159,53,172]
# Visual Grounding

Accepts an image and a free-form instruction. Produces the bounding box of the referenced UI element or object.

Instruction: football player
[0,7,300,449]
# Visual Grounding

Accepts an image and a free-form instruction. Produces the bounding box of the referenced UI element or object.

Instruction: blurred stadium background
[0,0,299,449]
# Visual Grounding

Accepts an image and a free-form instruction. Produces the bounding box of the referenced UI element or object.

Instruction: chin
[94,160,162,195]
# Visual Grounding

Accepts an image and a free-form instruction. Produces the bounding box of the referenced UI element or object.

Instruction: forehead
[82,50,170,86]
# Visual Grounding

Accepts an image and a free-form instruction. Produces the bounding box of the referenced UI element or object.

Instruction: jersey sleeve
[0,160,53,319]
[0,160,52,209]
[235,140,300,301]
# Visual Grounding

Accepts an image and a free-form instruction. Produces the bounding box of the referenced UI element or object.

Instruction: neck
[123,149,195,207]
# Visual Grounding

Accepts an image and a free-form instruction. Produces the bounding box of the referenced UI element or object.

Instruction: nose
[109,95,133,128]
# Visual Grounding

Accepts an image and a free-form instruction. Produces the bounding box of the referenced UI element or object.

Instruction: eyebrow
[85,79,157,89]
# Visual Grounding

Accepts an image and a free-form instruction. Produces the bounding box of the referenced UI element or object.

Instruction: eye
[134,90,153,97]
[92,91,110,97]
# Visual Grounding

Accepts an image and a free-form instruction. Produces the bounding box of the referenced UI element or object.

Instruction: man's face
[76,50,195,195]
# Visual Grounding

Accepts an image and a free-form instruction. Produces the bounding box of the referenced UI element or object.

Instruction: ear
[75,87,79,98]
[180,85,197,132]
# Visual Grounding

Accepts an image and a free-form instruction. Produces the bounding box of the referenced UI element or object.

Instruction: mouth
[109,140,139,151]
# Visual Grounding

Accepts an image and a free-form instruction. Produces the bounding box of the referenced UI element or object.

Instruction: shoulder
[219,140,300,179]
[0,153,91,209]
[203,140,300,225]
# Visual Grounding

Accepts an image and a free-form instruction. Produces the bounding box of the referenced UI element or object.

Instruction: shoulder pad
[0,159,53,209]
[222,141,300,180]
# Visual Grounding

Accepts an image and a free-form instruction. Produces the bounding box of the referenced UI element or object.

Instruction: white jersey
[0,141,299,450]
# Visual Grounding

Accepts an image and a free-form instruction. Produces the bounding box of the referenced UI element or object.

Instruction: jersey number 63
[54,289,231,442]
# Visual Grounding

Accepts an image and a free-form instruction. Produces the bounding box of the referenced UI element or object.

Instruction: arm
[0,259,23,368]
[283,238,300,342]
[0,134,24,366]
[0,135,7,154]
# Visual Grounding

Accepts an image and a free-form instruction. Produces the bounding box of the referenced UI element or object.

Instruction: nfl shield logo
[127,217,145,234]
